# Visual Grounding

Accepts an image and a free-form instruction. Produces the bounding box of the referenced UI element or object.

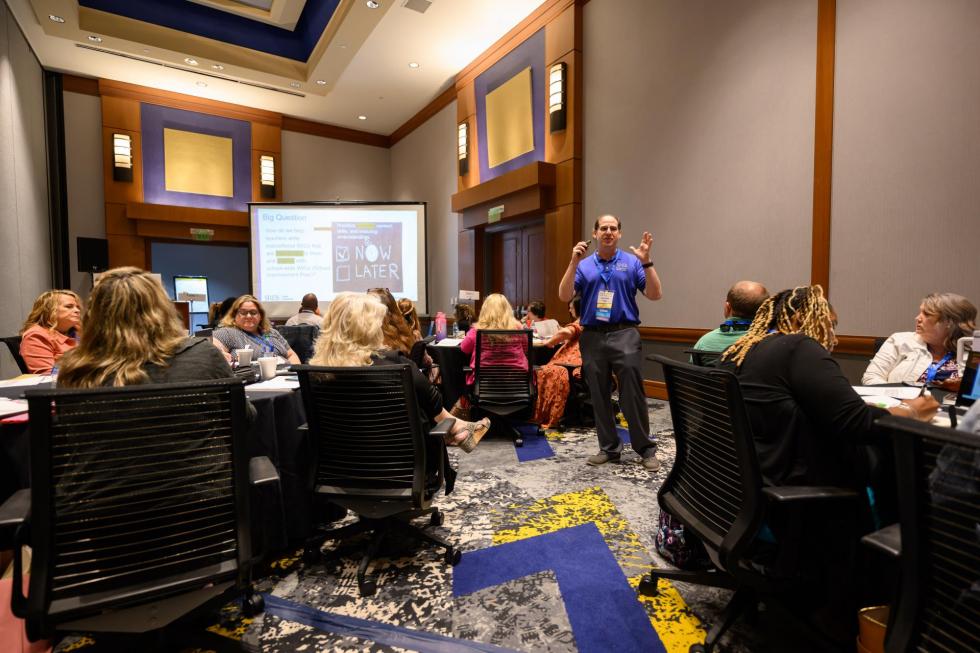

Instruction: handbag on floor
[655,510,710,570]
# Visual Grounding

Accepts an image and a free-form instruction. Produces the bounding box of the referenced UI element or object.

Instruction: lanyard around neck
[243,330,274,353]
[593,250,619,285]
[924,352,953,384]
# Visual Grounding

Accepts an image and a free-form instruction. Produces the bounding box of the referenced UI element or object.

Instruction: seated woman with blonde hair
[56,267,234,387]
[19,289,83,374]
[459,293,528,387]
[533,296,584,428]
[310,292,489,452]
[863,292,976,389]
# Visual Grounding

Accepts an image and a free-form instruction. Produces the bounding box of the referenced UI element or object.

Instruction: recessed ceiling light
[184,57,198,66]
[408,62,420,69]
[211,64,224,71]
[196,82,207,87]
[48,15,65,23]
[87,35,102,43]
[315,79,327,86]
[289,82,301,88]
[366,0,381,8]
[357,115,367,120]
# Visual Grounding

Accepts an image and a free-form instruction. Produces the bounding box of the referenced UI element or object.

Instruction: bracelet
[641,261,655,269]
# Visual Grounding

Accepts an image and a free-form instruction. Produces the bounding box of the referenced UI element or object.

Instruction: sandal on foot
[458,418,490,453]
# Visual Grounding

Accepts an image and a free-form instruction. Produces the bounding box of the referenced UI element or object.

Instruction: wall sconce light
[112,133,133,182]
[457,121,469,176]
[260,154,276,198]
[549,62,567,133]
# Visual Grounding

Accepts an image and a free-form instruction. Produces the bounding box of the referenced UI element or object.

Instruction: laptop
[949,349,980,427]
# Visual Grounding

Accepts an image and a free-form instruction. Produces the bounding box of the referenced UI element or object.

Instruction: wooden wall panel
[252,122,281,153]
[135,221,248,243]
[555,159,581,206]
[544,50,581,165]
[105,202,136,236]
[544,203,580,318]
[456,85,479,191]
[545,3,578,63]
[108,234,147,269]
[101,96,140,132]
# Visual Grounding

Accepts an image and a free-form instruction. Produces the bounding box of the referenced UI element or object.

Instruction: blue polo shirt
[574,250,646,326]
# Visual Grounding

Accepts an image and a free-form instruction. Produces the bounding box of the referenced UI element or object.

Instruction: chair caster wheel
[430,510,444,526]
[359,579,377,596]
[446,548,462,565]
[242,593,265,617]
[515,438,524,447]
[689,644,707,653]
[638,575,660,596]
[302,545,321,564]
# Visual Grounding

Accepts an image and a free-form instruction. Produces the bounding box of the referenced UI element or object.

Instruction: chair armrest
[861,523,901,558]
[762,486,858,502]
[0,488,30,529]
[462,366,472,374]
[249,456,280,486]
[430,417,455,439]
[0,488,30,549]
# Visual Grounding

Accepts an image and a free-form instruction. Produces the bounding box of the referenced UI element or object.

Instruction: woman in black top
[720,285,939,488]
[309,292,488,452]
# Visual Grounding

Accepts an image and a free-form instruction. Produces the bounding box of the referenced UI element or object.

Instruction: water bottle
[434,311,447,342]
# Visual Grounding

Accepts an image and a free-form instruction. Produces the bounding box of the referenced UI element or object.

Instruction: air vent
[403,0,431,14]
[74,44,306,97]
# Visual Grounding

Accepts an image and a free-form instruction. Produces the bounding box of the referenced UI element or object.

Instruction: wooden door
[489,220,545,309]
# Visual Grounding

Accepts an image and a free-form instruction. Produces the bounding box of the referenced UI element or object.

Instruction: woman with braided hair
[721,286,940,644]
[720,285,938,489]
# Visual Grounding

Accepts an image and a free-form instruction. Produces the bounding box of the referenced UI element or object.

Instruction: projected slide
[250,202,426,317]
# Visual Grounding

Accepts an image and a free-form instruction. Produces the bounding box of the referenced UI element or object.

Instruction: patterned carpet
[53,400,828,652]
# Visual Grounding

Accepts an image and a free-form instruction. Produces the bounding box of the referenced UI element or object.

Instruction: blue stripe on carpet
[514,423,553,461]
[452,522,665,653]
[262,593,520,653]
[617,426,631,444]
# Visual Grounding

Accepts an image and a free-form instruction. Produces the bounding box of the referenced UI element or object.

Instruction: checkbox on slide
[335,265,350,282]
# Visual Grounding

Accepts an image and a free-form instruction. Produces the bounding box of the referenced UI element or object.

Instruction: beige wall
[64,91,106,298]
[583,0,818,328]
[281,130,391,201]
[830,0,980,335]
[390,101,458,316]
[0,4,51,377]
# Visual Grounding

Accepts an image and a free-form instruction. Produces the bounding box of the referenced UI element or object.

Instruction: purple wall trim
[141,104,252,211]
[475,28,545,182]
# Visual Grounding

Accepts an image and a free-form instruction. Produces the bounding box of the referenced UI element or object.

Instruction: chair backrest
[684,348,721,367]
[294,364,429,504]
[473,329,533,406]
[20,378,252,636]
[652,355,765,576]
[409,336,436,369]
[1,335,29,374]
[274,324,319,363]
[876,416,980,653]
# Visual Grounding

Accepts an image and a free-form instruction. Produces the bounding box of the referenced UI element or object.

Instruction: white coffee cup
[235,348,253,366]
[258,357,277,381]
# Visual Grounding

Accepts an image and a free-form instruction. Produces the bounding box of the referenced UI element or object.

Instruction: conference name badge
[596,290,614,322]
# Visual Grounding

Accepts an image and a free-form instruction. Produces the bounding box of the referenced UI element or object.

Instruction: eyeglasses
[237,310,260,317]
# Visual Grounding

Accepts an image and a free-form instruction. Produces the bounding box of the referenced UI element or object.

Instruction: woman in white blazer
[863,293,976,386]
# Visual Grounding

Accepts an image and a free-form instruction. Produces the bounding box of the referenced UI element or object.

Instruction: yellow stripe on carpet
[488,486,704,652]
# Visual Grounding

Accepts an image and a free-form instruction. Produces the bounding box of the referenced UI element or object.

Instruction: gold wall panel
[163,128,234,197]
[485,67,534,169]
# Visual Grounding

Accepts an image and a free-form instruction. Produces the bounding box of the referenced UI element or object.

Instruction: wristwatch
[641,261,655,269]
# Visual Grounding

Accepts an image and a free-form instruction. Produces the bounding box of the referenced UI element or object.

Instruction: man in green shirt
[692,280,769,356]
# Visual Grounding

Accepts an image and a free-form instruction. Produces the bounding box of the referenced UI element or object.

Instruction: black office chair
[684,348,722,367]
[409,335,437,377]
[472,329,538,447]
[275,324,319,363]
[862,416,980,653]
[1,335,29,374]
[294,364,461,597]
[639,356,858,653]
[554,362,596,429]
[0,378,275,642]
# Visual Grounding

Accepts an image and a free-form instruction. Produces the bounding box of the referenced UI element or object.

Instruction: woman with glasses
[212,295,301,365]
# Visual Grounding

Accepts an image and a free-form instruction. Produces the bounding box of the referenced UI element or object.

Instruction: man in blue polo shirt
[558,214,663,469]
